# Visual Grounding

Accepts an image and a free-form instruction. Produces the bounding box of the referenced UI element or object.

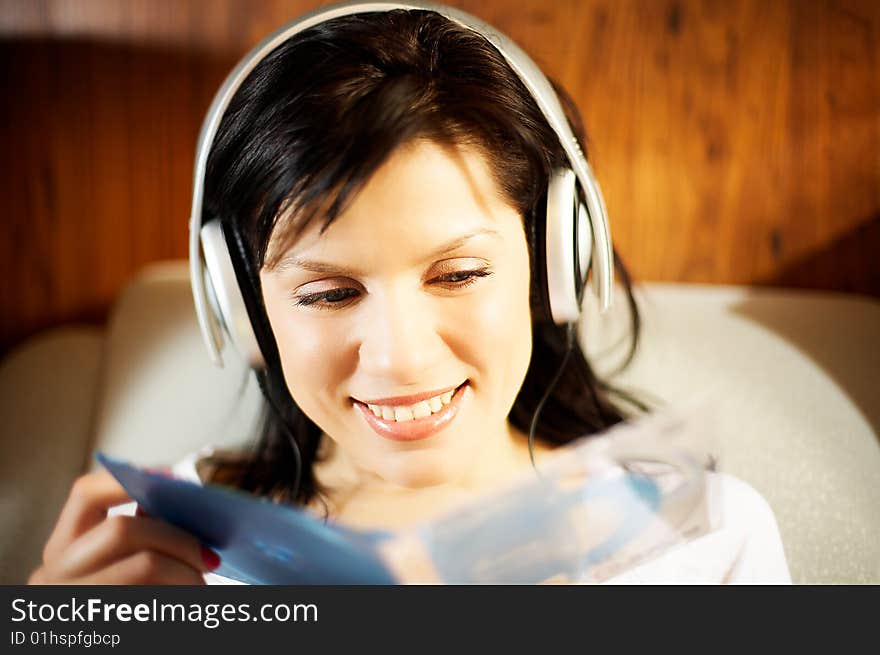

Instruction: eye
[432,268,493,289]
[292,287,359,310]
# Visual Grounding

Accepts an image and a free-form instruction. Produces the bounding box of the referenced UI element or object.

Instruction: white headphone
[189,0,614,369]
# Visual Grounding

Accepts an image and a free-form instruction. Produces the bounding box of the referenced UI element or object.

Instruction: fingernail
[144,467,174,478]
[201,546,221,570]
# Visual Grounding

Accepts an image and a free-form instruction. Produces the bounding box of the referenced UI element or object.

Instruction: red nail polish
[144,467,174,478]
[201,546,221,570]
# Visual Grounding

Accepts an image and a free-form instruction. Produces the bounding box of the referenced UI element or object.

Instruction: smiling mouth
[352,380,470,442]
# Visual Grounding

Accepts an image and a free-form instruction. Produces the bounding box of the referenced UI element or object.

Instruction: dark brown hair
[203,9,643,510]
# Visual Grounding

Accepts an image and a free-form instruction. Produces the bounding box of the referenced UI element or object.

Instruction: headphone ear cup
[200,220,265,368]
[544,168,583,325]
[576,200,592,304]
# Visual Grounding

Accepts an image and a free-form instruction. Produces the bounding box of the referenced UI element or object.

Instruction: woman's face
[260,140,533,489]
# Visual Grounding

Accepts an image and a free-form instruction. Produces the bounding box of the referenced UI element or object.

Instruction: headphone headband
[190,0,613,366]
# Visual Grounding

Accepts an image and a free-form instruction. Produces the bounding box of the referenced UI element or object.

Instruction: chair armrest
[581,283,880,583]
[89,261,261,467]
[0,327,105,583]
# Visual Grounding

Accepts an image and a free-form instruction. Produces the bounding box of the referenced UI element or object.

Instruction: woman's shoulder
[603,471,792,584]
[170,446,216,484]
[708,472,792,583]
[105,449,213,517]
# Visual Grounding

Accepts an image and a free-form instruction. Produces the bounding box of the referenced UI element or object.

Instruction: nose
[356,286,445,387]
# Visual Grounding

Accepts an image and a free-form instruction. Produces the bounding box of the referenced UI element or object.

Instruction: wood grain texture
[1,0,878,353]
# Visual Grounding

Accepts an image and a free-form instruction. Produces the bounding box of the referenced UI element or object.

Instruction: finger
[143,467,173,477]
[43,471,133,564]
[51,515,220,581]
[27,565,48,585]
[75,550,207,585]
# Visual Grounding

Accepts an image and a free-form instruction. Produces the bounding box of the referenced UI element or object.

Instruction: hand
[29,470,220,585]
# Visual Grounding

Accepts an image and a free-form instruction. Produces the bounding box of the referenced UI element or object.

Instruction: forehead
[267,140,522,271]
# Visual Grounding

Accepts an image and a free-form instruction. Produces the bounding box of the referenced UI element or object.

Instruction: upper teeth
[367,389,456,422]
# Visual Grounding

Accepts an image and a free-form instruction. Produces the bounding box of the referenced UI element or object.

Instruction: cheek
[473,278,531,348]
[447,250,533,394]
[262,288,351,408]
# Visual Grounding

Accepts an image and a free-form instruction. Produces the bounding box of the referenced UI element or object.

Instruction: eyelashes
[292,268,494,310]
[296,287,359,307]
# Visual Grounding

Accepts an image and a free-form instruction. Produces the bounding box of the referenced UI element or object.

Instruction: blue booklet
[97,408,712,584]
[97,453,396,585]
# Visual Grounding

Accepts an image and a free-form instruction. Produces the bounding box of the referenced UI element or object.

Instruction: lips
[352,381,470,442]
[355,384,460,407]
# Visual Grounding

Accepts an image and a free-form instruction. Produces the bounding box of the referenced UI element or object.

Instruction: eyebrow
[273,227,502,276]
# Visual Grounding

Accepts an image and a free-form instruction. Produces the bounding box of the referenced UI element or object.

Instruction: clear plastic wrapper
[380,401,717,583]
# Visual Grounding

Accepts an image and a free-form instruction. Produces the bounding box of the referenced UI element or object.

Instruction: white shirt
[602,471,791,584]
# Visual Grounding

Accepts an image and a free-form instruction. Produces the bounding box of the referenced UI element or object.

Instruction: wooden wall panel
[1,0,878,354]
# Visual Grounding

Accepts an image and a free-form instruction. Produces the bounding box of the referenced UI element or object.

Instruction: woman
[29,5,789,584]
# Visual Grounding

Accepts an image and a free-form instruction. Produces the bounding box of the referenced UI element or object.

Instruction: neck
[313,422,549,515]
